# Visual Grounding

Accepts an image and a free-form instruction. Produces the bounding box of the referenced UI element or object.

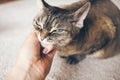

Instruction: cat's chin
[41,41,54,48]
[40,40,65,50]
[39,39,55,49]
[37,34,55,47]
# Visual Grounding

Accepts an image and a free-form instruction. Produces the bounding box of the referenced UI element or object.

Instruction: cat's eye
[34,26,42,31]
[58,29,64,32]
[53,29,65,33]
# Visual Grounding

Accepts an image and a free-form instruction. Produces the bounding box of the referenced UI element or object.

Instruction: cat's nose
[40,35,46,41]
[40,37,45,41]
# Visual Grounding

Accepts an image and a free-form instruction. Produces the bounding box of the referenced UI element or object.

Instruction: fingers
[20,30,56,61]
[47,48,56,60]
[46,45,56,60]
[25,31,40,48]
[20,31,40,56]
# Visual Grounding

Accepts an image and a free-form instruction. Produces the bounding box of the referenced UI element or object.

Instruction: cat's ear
[37,0,52,10]
[72,2,91,28]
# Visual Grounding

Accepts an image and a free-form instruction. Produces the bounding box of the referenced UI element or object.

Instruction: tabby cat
[33,0,120,64]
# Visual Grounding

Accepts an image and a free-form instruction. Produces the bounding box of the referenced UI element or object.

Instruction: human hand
[7,31,56,80]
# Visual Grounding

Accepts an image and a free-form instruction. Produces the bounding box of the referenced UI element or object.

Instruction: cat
[33,0,120,64]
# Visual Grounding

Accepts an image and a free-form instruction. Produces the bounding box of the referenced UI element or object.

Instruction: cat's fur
[33,0,120,64]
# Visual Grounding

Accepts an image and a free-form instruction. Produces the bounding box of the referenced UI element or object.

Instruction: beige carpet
[0,0,120,80]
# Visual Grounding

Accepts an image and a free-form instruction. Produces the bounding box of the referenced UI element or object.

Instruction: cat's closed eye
[52,29,66,33]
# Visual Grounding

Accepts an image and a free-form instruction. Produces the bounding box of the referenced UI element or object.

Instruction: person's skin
[6,31,56,80]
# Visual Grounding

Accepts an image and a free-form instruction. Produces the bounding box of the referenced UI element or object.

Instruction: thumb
[20,31,40,59]
[47,48,56,60]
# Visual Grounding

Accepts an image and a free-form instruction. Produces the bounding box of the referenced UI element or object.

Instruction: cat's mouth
[39,37,58,54]
[40,38,55,47]
[37,33,69,49]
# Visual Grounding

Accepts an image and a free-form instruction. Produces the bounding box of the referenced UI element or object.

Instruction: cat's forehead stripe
[40,15,60,29]
[50,16,56,25]
[41,16,47,25]
[46,15,51,23]
[52,19,58,28]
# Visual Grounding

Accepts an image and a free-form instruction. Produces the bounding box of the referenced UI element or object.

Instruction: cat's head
[33,0,91,47]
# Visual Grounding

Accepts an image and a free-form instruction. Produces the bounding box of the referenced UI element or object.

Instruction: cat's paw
[66,54,86,64]
[66,56,79,64]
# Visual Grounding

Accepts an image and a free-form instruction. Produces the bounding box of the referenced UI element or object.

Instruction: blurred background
[0,0,120,80]
[0,0,15,4]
